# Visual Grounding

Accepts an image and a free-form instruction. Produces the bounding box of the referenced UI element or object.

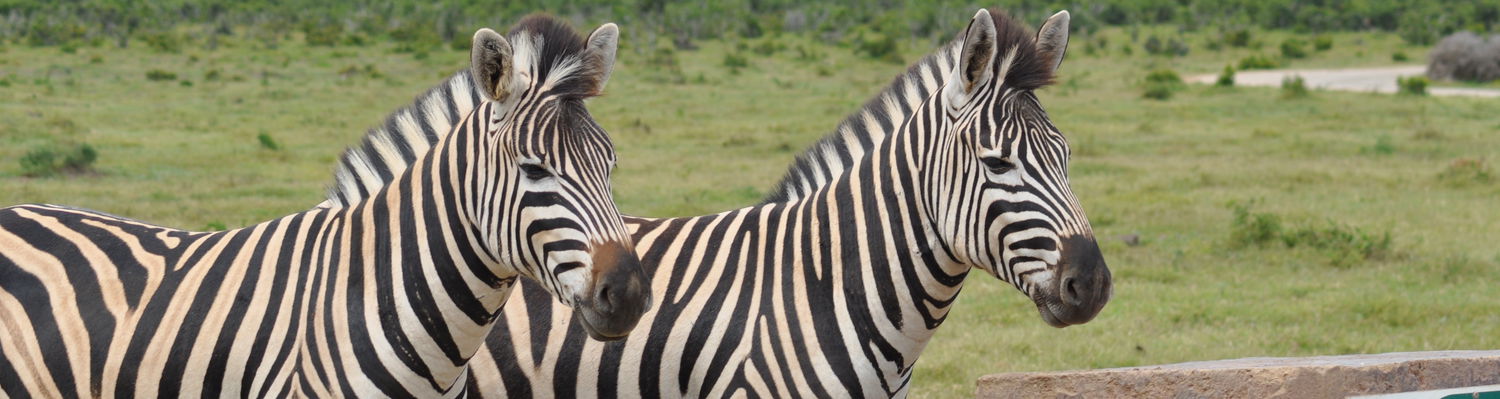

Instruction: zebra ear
[584,23,620,94]
[469,28,514,102]
[944,9,998,111]
[1036,10,1070,72]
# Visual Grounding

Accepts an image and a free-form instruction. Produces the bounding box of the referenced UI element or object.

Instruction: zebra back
[322,38,958,210]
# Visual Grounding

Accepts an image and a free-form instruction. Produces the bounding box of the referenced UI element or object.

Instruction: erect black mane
[983,8,1056,90]
[508,14,604,100]
[761,10,1056,203]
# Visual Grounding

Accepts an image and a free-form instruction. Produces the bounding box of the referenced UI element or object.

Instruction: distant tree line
[3,0,1497,49]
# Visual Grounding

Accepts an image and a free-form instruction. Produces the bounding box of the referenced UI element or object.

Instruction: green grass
[3,28,1499,398]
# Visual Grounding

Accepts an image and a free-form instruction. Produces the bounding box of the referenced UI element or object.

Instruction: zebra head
[466,19,650,340]
[925,9,1111,327]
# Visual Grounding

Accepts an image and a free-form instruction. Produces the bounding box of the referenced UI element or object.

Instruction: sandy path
[1186,65,1500,98]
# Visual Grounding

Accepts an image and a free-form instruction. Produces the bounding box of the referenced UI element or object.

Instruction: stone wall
[975,351,1500,398]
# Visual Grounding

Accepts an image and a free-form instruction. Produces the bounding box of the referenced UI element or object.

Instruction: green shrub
[856,32,900,63]
[20,143,98,177]
[1281,75,1309,98]
[1280,38,1309,59]
[1392,51,1410,62]
[753,38,784,56]
[1396,76,1429,96]
[1281,223,1394,268]
[257,133,280,150]
[140,31,183,53]
[1144,35,1190,56]
[1313,35,1334,51]
[302,22,342,46]
[145,69,177,81]
[1229,203,1282,247]
[1216,65,1236,87]
[1229,203,1395,268]
[722,52,749,73]
[1145,69,1184,85]
[1141,69,1184,100]
[1365,134,1395,155]
[1437,158,1494,187]
[1238,54,1280,70]
[1142,85,1174,100]
[1225,29,1252,48]
[205,69,222,81]
[343,32,370,47]
[644,45,686,84]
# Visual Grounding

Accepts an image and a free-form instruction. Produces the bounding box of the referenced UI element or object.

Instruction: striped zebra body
[472,10,1110,398]
[0,17,651,398]
[316,10,1109,398]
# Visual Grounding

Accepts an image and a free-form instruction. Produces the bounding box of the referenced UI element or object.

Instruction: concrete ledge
[976,351,1500,398]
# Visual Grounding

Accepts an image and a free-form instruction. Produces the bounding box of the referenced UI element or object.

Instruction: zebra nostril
[1062,276,1080,305]
[597,284,613,309]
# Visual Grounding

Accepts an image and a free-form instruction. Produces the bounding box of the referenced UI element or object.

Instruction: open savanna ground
[3,26,1497,397]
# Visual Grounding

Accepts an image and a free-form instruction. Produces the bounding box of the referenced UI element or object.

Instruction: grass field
[3,26,1498,397]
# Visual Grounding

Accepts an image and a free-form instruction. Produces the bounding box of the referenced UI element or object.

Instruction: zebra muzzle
[574,241,652,341]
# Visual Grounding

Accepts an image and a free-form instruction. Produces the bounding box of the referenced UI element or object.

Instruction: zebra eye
[519,163,552,180]
[980,156,1015,174]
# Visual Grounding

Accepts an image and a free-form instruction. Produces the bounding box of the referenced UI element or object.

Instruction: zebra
[0,17,651,398]
[471,9,1110,397]
[316,9,1110,398]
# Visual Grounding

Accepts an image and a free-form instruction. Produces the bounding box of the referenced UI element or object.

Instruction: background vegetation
[3,2,1499,398]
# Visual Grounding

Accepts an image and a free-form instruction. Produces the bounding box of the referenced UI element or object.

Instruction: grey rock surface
[975,351,1500,398]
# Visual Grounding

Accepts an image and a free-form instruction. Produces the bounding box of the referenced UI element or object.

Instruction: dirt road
[1187,65,1500,98]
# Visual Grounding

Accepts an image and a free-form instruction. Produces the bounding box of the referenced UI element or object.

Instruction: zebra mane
[762,9,1054,203]
[323,14,597,208]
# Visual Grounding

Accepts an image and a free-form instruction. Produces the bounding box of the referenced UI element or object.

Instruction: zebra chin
[572,241,653,341]
[1029,235,1112,328]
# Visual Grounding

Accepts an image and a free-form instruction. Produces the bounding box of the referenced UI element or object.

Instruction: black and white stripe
[471,10,1110,398]
[0,16,649,398]
[310,9,1111,398]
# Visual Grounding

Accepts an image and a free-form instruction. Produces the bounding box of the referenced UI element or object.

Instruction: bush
[644,45,686,84]
[1365,134,1396,155]
[1427,32,1500,82]
[1141,85,1174,100]
[856,32,900,63]
[1144,35,1190,56]
[1225,29,1252,48]
[1141,69,1184,100]
[257,133,280,150]
[140,31,183,53]
[1280,38,1309,59]
[1229,203,1395,268]
[753,38,784,56]
[145,69,177,81]
[1392,51,1410,62]
[20,143,98,177]
[1229,203,1282,247]
[1397,76,1429,95]
[1238,54,1280,70]
[1313,35,1334,51]
[1216,65,1236,87]
[722,52,749,73]
[302,22,342,46]
[1437,158,1494,187]
[1281,75,1309,98]
[1281,223,1394,268]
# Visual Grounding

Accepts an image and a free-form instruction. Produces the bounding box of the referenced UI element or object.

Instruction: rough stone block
[975,351,1500,398]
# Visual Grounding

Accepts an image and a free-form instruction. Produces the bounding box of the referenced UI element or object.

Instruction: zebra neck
[319,117,514,395]
[790,139,971,379]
